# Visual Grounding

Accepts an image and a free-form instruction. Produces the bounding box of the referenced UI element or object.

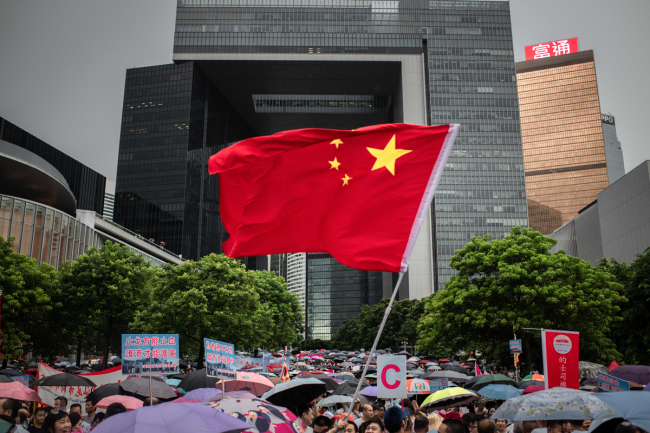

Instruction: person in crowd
[363,417,385,433]
[68,413,83,433]
[384,406,410,433]
[16,409,29,429]
[351,402,361,420]
[511,421,523,433]
[427,413,443,433]
[0,398,28,433]
[546,421,571,433]
[414,416,429,433]
[53,398,68,412]
[462,414,479,433]
[90,413,104,430]
[67,407,80,417]
[487,408,496,417]
[104,403,126,419]
[142,397,160,406]
[522,421,537,433]
[43,411,71,433]
[28,407,47,433]
[312,416,333,433]
[82,402,95,427]
[355,405,373,428]
[495,420,508,433]
[615,422,644,433]
[439,419,464,433]
[298,404,315,433]
[344,421,359,433]
[568,421,587,432]
[372,405,384,420]
[478,419,497,433]
[474,402,487,417]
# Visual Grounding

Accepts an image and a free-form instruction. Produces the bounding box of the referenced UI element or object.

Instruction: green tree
[418,227,623,370]
[132,254,272,363]
[331,319,360,351]
[249,270,303,351]
[57,241,153,369]
[600,247,650,365]
[0,237,58,362]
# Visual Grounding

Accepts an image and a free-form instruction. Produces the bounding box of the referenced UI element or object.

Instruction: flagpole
[348,271,405,413]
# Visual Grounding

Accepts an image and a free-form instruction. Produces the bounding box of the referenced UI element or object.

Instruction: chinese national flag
[209,123,458,273]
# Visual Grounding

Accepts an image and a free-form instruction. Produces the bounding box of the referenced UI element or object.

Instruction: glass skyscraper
[601,113,625,184]
[114,0,528,338]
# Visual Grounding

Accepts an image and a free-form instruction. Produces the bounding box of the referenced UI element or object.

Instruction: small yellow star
[328,157,341,170]
[341,174,352,186]
[331,139,343,149]
[367,134,412,176]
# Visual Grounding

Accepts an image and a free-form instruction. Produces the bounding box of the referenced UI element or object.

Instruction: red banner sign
[524,38,579,61]
[542,330,579,389]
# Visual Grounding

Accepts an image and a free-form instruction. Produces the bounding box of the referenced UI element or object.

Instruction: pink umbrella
[0,381,41,402]
[96,395,143,411]
[216,372,275,396]
[171,397,201,403]
[522,385,545,394]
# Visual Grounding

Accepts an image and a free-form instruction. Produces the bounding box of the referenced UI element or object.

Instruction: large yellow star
[367,135,412,176]
[328,157,341,170]
[331,139,343,149]
[341,174,352,186]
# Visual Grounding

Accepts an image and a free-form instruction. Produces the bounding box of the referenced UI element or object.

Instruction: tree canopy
[417,227,623,369]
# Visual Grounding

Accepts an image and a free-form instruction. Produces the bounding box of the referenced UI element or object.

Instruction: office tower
[104,180,116,221]
[115,0,528,338]
[516,49,610,235]
[0,117,106,213]
[601,113,625,184]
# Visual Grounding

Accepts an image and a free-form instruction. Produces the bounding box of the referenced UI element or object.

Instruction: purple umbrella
[183,388,222,402]
[92,401,252,433]
[609,365,650,385]
[210,390,258,402]
[360,386,377,397]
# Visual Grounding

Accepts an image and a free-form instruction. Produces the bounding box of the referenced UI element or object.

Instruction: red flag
[209,123,458,272]
[280,359,290,383]
[475,363,482,376]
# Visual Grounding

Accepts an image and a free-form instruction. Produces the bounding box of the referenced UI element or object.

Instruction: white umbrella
[408,378,430,395]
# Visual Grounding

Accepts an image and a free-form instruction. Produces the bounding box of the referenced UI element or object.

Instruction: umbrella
[579,362,609,379]
[396,351,410,356]
[183,388,222,402]
[609,365,650,385]
[261,378,326,408]
[441,365,467,374]
[210,390,258,402]
[166,378,182,387]
[87,383,130,405]
[96,395,143,411]
[490,388,617,421]
[477,384,522,400]
[522,385,545,394]
[470,374,516,391]
[516,380,545,390]
[172,397,201,403]
[33,373,96,387]
[438,359,450,363]
[419,360,430,364]
[522,374,545,382]
[607,361,620,371]
[408,357,420,362]
[119,377,177,399]
[216,372,274,397]
[92,401,252,433]
[0,369,22,376]
[178,369,219,392]
[336,375,354,382]
[0,376,13,384]
[407,379,431,395]
[317,395,353,407]
[359,386,377,397]
[593,391,650,433]
[332,379,369,395]
[0,381,41,402]
[311,374,338,392]
[408,370,425,376]
[209,397,301,433]
[427,366,442,371]
[421,387,478,410]
[423,371,470,382]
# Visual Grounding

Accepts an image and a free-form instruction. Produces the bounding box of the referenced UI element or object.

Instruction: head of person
[55,397,68,411]
[17,408,29,424]
[372,405,384,419]
[361,404,374,421]
[44,411,71,433]
[298,404,314,426]
[143,397,160,406]
[513,422,523,433]
[69,413,82,432]
[105,402,127,418]
[84,400,95,416]
[522,421,538,433]
[476,402,486,413]
[414,416,429,433]
[615,422,643,433]
[0,398,17,419]
[495,419,507,432]
[439,419,464,433]
[69,404,82,415]
[462,414,479,433]
[34,407,48,427]
[569,421,586,432]
[488,408,496,417]
[477,419,497,433]
[384,406,409,433]
[365,416,385,433]
[313,416,332,433]
[547,421,572,433]
[345,421,359,433]
[92,413,105,428]
[427,413,443,431]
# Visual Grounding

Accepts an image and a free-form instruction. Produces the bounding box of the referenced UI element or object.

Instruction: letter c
[382,364,401,390]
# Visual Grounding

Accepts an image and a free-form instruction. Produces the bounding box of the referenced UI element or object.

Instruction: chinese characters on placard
[122,334,180,374]
[558,356,567,387]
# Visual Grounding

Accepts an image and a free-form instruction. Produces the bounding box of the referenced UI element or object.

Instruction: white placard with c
[377,355,407,399]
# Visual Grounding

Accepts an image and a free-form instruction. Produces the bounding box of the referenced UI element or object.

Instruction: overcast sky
[1,0,648,181]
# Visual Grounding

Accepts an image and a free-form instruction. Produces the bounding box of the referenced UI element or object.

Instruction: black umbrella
[119,377,177,399]
[441,365,467,373]
[331,366,341,371]
[178,369,220,392]
[0,376,13,384]
[311,374,338,392]
[87,383,131,405]
[516,380,545,390]
[261,378,327,408]
[33,373,96,387]
[332,378,369,395]
[0,369,22,376]
[397,351,410,356]
[469,374,516,391]
[463,375,483,389]
[291,350,301,355]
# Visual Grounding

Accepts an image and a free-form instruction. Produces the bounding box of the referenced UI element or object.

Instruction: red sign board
[542,330,579,389]
[524,38,579,61]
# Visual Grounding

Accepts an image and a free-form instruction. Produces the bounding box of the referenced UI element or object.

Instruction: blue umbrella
[491,388,617,421]
[92,401,251,433]
[360,386,377,397]
[183,388,223,402]
[166,378,182,386]
[592,391,650,433]
[477,384,523,400]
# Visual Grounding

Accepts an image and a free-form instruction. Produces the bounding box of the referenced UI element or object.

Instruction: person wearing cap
[384,406,410,433]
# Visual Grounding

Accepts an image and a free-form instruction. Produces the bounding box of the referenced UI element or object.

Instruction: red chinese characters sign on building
[542,330,580,389]
[524,38,579,61]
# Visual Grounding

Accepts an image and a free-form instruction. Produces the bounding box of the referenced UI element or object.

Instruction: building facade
[516,50,611,235]
[601,113,625,184]
[104,180,116,221]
